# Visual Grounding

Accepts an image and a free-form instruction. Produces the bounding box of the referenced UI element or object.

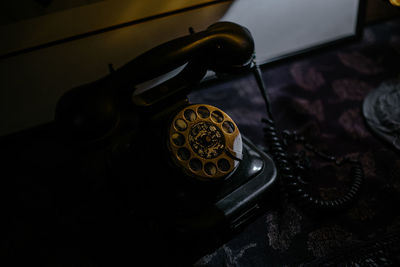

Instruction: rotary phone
[55,22,277,265]
[55,20,365,266]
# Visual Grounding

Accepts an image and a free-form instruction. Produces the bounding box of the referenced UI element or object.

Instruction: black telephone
[54,20,365,266]
[55,22,277,265]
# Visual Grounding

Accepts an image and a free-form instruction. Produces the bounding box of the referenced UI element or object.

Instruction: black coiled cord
[252,61,363,212]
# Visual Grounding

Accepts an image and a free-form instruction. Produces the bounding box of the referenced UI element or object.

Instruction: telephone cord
[252,61,363,212]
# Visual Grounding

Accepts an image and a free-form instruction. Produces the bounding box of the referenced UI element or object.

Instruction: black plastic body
[47,21,277,265]
[107,123,277,265]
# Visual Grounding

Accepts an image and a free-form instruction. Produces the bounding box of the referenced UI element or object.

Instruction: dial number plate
[168,104,242,180]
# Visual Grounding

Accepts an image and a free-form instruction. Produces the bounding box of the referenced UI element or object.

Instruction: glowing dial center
[188,121,225,159]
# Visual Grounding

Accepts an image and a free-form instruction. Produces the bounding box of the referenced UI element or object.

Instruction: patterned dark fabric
[189,18,400,266]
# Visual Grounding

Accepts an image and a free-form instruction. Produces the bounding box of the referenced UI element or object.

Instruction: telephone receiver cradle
[55,21,277,263]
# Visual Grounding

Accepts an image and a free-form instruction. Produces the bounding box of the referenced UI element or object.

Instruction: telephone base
[107,135,277,265]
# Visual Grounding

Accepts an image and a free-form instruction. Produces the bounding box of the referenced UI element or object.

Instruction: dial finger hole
[197,106,210,119]
[211,110,224,123]
[184,109,197,122]
[217,158,231,172]
[189,158,202,172]
[222,121,235,133]
[204,162,217,176]
[171,133,185,146]
[177,147,190,161]
[175,119,187,131]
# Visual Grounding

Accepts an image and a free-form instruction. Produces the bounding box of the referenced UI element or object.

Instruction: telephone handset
[55,22,277,263]
[55,22,255,141]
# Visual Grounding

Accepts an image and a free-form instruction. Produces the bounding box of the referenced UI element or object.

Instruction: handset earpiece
[203,21,255,73]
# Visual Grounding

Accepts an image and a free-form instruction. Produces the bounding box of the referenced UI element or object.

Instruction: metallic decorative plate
[363,79,400,151]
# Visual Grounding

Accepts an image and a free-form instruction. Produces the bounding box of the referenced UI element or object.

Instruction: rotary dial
[168,104,242,181]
